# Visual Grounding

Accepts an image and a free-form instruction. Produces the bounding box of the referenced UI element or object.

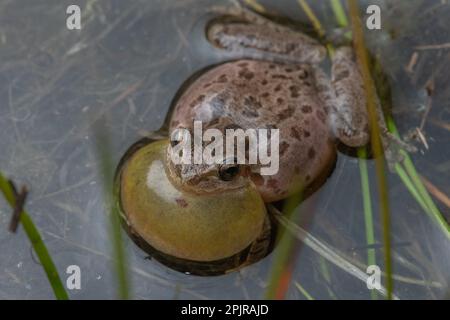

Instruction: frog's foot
[325,27,352,46]
[381,129,418,170]
[210,0,260,19]
[209,0,283,31]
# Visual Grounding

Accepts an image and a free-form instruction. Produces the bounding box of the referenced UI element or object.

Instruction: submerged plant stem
[265,193,303,300]
[0,173,69,300]
[357,148,378,300]
[330,0,349,27]
[296,0,325,37]
[348,0,393,299]
[387,117,450,239]
[94,125,130,300]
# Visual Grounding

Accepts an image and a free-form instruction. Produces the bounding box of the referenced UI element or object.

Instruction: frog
[167,3,414,203]
[116,3,416,276]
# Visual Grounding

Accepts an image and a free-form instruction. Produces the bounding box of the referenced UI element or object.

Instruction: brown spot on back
[238,62,249,68]
[277,97,284,104]
[244,96,263,110]
[308,147,316,159]
[286,43,297,53]
[243,109,259,118]
[289,85,300,98]
[316,110,326,124]
[298,69,309,79]
[274,84,282,92]
[217,74,228,83]
[272,74,290,80]
[301,105,312,113]
[280,141,289,156]
[261,92,270,98]
[207,117,220,126]
[304,130,311,138]
[290,127,302,141]
[239,68,255,80]
[277,105,295,121]
[189,95,205,108]
[261,79,268,85]
[334,70,350,82]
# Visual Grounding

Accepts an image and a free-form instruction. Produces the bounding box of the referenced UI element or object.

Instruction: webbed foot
[380,129,418,170]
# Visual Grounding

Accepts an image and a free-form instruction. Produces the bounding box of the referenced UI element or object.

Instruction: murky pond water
[0,0,449,299]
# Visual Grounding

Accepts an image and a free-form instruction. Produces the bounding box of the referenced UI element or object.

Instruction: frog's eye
[219,164,240,181]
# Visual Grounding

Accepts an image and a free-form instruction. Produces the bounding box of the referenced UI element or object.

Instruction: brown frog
[168,5,410,203]
[117,4,415,276]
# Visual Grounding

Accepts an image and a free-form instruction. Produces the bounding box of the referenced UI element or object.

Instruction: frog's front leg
[207,4,326,64]
[324,47,371,147]
[325,47,417,167]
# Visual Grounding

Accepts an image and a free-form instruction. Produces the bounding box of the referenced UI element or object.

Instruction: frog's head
[166,126,251,195]
[167,157,250,195]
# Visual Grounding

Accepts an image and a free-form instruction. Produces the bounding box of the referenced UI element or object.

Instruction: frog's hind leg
[207,1,326,64]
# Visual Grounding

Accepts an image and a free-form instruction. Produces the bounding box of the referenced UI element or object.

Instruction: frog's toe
[384,146,405,171]
[209,1,246,16]
[209,1,269,26]
[382,132,417,170]
[384,132,418,153]
[326,27,353,46]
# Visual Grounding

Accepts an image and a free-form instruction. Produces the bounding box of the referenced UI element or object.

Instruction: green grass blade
[265,193,302,299]
[331,0,388,300]
[0,173,69,300]
[386,117,450,238]
[297,0,326,37]
[94,125,131,300]
[348,0,393,299]
[318,257,337,299]
[294,282,315,300]
[330,0,349,27]
[394,164,428,211]
[357,148,378,300]
[270,205,397,299]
